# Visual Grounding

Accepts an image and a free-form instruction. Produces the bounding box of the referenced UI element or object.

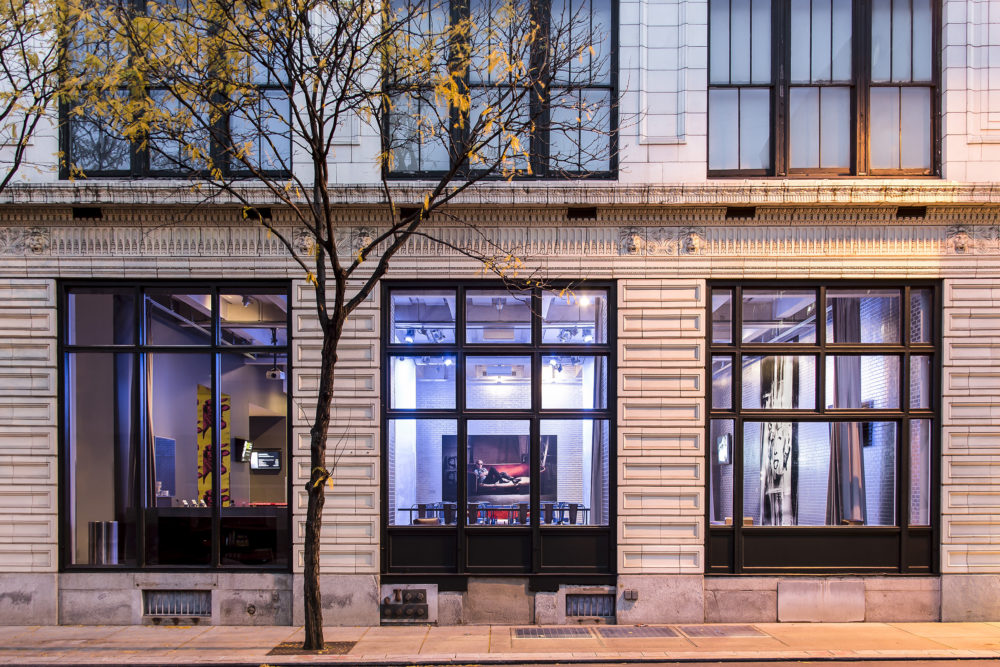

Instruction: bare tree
[69,0,614,648]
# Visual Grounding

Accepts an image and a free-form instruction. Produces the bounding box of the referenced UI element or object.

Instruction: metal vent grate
[597,626,680,638]
[143,590,211,617]
[514,627,592,638]
[678,624,766,638]
[566,593,615,618]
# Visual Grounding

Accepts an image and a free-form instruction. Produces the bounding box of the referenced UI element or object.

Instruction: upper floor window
[708,0,938,177]
[385,0,616,178]
[62,0,291,179]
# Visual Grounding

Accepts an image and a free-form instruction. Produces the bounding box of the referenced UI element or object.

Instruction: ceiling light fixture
[404,328,415,343]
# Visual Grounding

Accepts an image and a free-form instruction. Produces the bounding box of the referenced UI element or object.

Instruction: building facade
[1,0,1000,626]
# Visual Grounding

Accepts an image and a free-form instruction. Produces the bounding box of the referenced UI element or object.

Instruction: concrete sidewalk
[2,622,1000,665]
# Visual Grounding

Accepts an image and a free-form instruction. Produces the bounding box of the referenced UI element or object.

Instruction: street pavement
[1,622,1000,665]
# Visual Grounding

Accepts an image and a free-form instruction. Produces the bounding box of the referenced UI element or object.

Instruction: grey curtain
[590,355,608,524]
[826,300,867,525]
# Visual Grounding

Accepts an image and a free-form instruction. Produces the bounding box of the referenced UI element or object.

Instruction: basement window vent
[725,206,756,219]
[72,206,102,220]
[896,206,927,219]
[567,207,598,220]
[566,593,614,618]
[143,590,211,617]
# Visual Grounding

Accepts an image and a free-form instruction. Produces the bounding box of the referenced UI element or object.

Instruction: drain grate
[143,590,211,617]
[678,624,766,638]
[514,627,593,639]
[597,626,680,638]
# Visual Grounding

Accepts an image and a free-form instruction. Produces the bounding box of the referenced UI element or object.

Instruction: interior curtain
[590,355,607,524]
[760,355,796,525]
[145,354,157,508]
[826,299,867,525]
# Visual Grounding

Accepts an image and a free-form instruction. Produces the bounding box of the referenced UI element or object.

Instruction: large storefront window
[383,282,614,577]
[708,283,938,573]
[62,283,291,569]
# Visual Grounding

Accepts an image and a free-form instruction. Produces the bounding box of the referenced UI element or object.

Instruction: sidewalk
[2,622,1000,665]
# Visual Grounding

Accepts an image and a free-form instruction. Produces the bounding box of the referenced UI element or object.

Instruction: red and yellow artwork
[197,384,231,506]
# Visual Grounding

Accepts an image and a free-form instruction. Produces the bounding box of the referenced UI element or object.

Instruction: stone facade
[3,0,1000,626]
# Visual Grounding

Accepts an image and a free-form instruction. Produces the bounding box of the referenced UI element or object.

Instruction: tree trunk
[302,327,340,650]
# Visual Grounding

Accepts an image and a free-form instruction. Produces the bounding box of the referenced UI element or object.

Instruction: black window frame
[706,280,940,574]
[383,0,619,181]
[58,280,294,572]
[707,0,941,178]
[380,280,617,588]
[59,0,293,180]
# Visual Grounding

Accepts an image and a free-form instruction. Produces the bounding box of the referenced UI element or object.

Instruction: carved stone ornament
[293,228,315,255]
[0,226,49,255]
[681,227,706,255]
[618,227,646,255]
[947,226,974,254]
[353,226,375,255]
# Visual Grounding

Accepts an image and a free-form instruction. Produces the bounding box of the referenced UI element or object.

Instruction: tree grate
[597,626,680,638]
[267,641,356,656]
[678,624,766,638]
[514,627,593,638]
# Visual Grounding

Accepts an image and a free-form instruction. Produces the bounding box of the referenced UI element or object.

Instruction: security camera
[265,368,285,381]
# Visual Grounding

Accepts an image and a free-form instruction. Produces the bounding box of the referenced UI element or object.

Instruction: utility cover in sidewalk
[267,641,356,656]
[678,625,766,638]
[597,626,680,638]
[514,627,593,638]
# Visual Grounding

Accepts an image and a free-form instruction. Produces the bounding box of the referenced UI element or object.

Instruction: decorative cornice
[3,222,1000,258]
[3,180,1000,207]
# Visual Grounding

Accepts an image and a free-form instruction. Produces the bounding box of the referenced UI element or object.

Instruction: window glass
[909,419,931,525]
[466,289,531,344]
[825,355,900,409]
[68,99,131,173]
[826,288,900,343]
[145,290,213,345]
[390,289,456,344]
[742,288,816,343]
[712,356,733,409]
[66,288,135,345]
[743,421,896,526]
[388,419,458,525]
[391,356,456,409]
[66,353,137,565]
[144,353,214,565]
[542,289,608,344]
[910,355,932,409]
[712,288,733,343]
[743,355,816,409]
[910,288,933,343]
[466,356,532,409]
[540,420,610,525]
[542,356,608,409]
[708,89,740,170]
[219,352,289,567]
[710,420,735,525]
[219,292,287,346]
[739,89,771,170]
[467,420,530,525]
[229,89,292,172]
